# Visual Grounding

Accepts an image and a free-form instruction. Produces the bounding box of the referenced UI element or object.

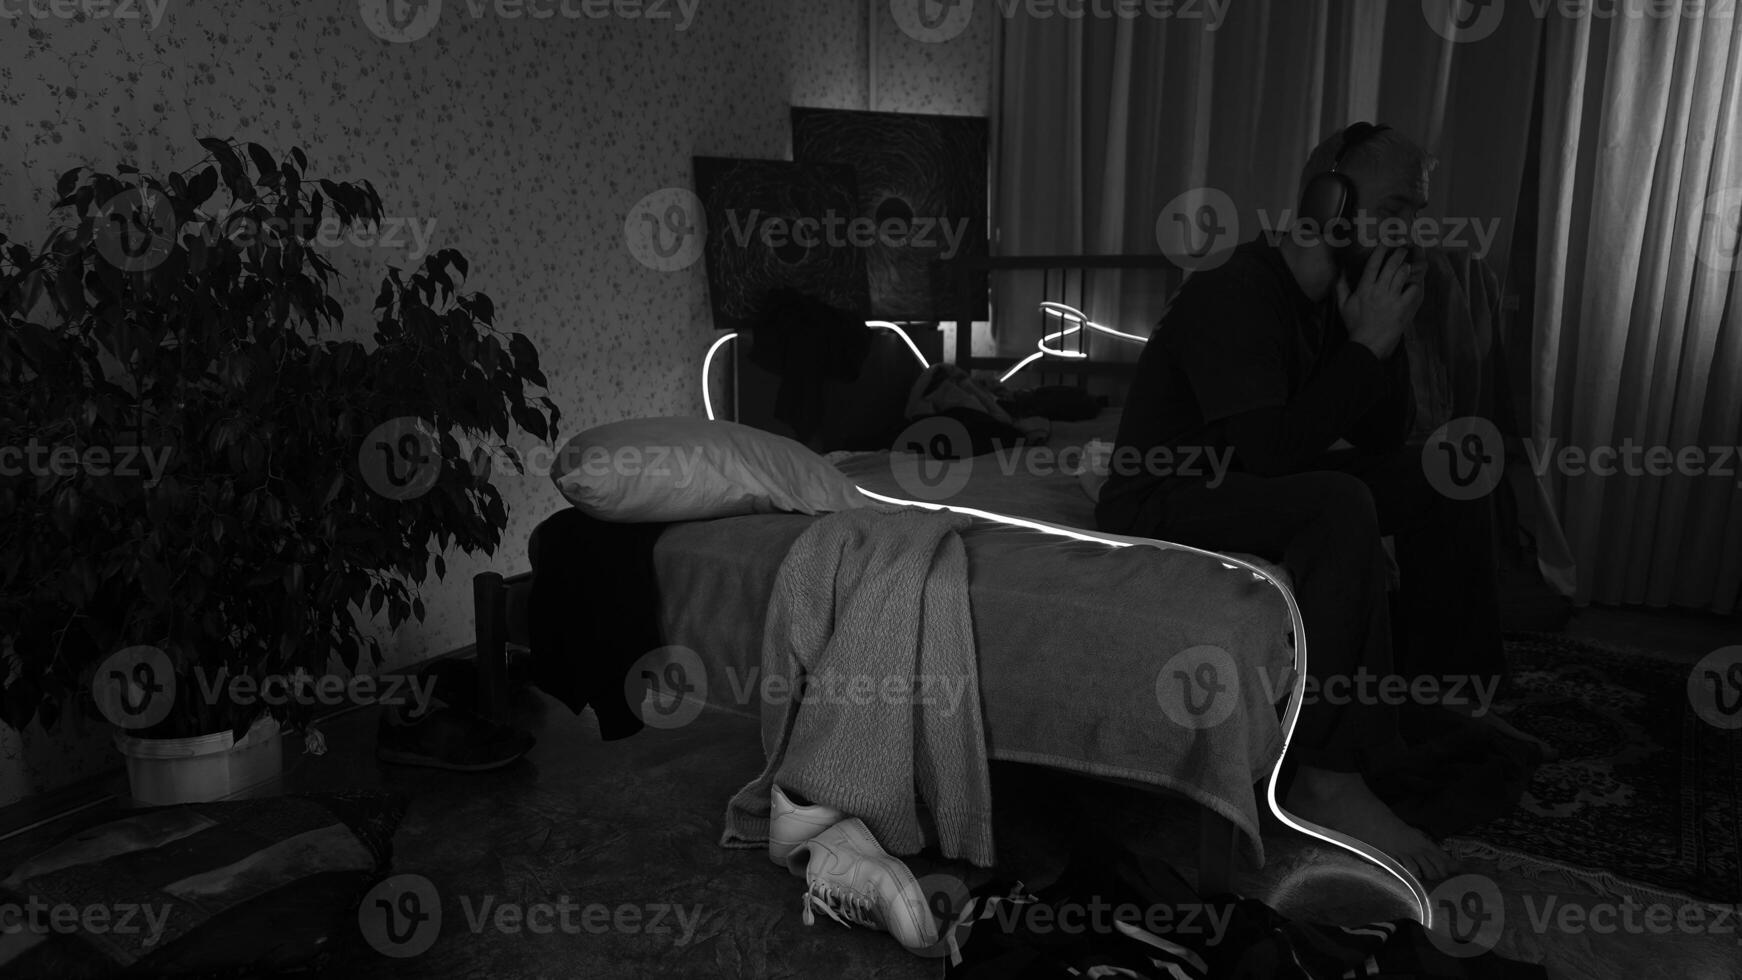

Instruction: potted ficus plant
[0,138,561,804]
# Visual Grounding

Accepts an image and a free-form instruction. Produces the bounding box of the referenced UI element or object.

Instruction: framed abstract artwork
[791,107,989,321]
[691,155,871,334]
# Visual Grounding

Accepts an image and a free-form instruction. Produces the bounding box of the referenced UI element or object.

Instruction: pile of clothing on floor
[934,834,1547,980]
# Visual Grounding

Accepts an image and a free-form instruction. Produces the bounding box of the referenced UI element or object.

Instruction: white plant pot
[114,715,283,806]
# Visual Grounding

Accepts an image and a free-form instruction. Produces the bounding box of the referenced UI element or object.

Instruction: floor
[1,604,1737,978]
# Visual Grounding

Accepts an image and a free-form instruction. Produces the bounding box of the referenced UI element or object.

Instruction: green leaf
[224,167,256,204]
[201,139,247,184]
[56,167,83,199]
[322,472,344,507]
[508,333,538,373]
[246,143,277,181]
[187,167,219,209]
[511,404,548,441]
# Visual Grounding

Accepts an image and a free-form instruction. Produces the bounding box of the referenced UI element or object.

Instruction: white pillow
[550,417,870,522]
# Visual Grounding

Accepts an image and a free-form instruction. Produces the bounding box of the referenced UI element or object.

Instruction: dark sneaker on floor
[376,705,535,772]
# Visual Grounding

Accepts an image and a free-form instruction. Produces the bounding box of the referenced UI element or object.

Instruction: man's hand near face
[1337,247,1425,360]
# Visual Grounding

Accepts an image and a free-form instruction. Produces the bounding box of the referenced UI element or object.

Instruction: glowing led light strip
[855,485,1433,927]
[998,301,1149,384]
[998,351,1050,382]
[865,321,930,370]
[1039,300,1150,344]
[701,332,739,422]
[702,323,931,421]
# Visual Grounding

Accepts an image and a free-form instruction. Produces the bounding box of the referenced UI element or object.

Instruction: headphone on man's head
[1298,121,1392,242]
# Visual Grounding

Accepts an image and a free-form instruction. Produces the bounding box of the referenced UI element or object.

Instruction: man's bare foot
[1448,703,1561,762]
[1284,766,1454,881]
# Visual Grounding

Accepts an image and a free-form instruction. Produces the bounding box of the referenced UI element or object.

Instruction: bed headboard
[722,253,1184,448]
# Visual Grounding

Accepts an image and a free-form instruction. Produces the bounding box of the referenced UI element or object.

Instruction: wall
[0,0,992,802]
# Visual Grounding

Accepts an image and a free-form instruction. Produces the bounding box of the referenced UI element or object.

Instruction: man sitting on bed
[1097,123,1527,881]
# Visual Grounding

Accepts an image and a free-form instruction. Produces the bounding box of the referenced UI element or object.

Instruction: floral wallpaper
[0,0,990,803]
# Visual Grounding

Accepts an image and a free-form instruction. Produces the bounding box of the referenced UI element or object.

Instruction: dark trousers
[1141,447,1505,773]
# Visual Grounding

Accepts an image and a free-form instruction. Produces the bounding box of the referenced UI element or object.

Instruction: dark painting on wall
[790,107,989,321]
[692,156,871,334]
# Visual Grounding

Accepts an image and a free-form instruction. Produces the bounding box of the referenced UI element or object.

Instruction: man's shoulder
[1181,239,1286,295]
[1160,240,1290,333]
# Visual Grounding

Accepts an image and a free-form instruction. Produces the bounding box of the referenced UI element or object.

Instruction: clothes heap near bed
[526,508,669,740]
[721,507,997,868]
[940,831,1548,980]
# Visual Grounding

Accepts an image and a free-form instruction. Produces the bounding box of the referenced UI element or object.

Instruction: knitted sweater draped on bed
[722,507,995,867]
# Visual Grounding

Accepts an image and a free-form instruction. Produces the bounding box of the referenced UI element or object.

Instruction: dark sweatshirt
[1096,239,1414,533]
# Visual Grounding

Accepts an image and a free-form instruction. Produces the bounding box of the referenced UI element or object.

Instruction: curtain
[993,0,1542,359]
[1533,5,1742,613]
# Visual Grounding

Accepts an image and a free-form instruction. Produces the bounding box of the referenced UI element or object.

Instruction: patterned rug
[1447,632,1741,905]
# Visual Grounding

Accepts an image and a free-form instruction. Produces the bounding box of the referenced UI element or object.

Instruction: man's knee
[1300,471,1381,542]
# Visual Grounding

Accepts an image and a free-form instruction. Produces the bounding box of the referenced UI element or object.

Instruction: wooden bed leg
[1197,809,1238,896]
[473,571,509,720]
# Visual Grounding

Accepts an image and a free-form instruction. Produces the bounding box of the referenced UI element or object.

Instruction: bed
[474,435,1302,894]
[468,254,1428,910]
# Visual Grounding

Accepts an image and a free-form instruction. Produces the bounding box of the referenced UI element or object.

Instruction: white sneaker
[788,817,939,951]
[769,784,844,868]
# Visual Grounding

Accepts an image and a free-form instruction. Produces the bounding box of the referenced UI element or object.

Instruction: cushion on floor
[0,791,405,977]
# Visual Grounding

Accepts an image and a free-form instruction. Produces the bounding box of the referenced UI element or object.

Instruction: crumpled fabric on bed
[721,507,997,867]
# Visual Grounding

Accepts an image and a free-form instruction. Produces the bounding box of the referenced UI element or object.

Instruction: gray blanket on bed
[720,508,996,867]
